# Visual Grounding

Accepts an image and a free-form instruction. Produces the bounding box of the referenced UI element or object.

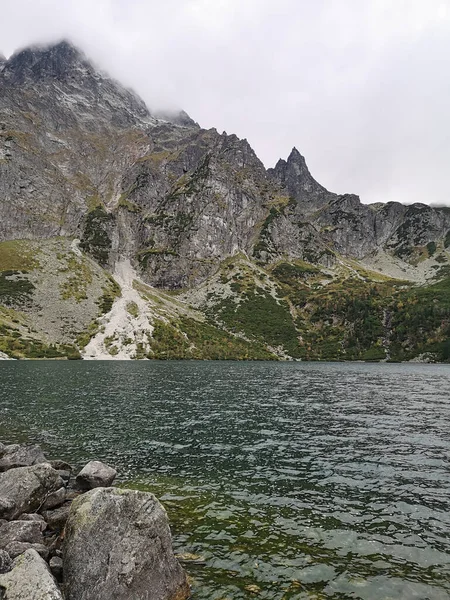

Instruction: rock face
[75,460,117,490]
[0,549,63,600]
[1,40,448,285]
[0,463,64,520]
[64,487,190,600]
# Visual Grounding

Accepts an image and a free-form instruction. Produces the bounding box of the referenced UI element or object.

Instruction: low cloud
[2,0,450,205]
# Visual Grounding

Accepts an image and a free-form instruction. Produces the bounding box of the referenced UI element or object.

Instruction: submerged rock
[0,445,47,472]
[75,460,117,490]
[0,463,64,520]
[64,487,189,600]
[0,548,63,599]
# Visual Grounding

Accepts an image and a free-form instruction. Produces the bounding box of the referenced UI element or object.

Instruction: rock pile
[0,443,189,600]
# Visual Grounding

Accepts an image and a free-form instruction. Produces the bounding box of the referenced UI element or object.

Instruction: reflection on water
[1,361,450,599]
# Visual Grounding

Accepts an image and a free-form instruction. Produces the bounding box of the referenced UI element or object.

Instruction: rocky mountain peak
[269,147,333,214]
[152,109,199,128]
[1,40,91,84]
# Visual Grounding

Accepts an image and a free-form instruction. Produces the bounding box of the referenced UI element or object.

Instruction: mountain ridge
[0,40,449,362]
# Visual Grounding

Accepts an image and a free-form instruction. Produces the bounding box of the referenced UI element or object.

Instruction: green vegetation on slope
[79,206,114,265]
[149,317,275,360]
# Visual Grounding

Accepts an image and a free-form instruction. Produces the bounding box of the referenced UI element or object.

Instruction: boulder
[49,460,72,472]
[16,514,46,528]
[49,556,63,582]
[41,503,71,532]
[0,445,47,472]
[75,461,117,490]
[0,520,45,549]
[64,487,190,600]
[0,550,12,574]
[0,549,63,599]
[0,464,64,520]
[5,542,49,561]
[41,487,66,510]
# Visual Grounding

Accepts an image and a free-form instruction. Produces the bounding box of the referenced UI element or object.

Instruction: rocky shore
[0,443,190,599]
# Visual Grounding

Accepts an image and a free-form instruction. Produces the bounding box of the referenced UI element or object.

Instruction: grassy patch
[149,317,275,360]
[126,301,139,318]
[0,240,40,271]
[59,256,93,302]
[0,322,80,359]
[97,275,121,315]
[0,270,35,307]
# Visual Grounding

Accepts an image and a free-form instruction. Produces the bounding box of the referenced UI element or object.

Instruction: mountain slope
[0,41,449,361]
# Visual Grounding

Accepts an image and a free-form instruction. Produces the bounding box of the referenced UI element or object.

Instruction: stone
[64,487,190,600]
[0,520,44,549]
[0,550,11,574]
[0,445,47,472]
[16,514,46,529]
[41,503,71,531]
[0,549,63,599]
[75,460,117,490]
[49,556,63,582]
[41,487,66,510]
[0,464,64,520]
[56,470,71,484]
[5,542,49,561]
[49,460,72,472]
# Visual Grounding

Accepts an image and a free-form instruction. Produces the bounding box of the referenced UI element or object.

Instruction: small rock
[75,460,117,490]
[49,556,63,582]
[49,460,72,472]
[0,444,47,472]
[0,548,63,599]
[56,470,71,484]
[0,520,44,549]
[41,503,71,531]
[5,542,49,561]
[41,487,66,510]
[16,514,46,530]
[0,464,64,520]
[0,550,11,574]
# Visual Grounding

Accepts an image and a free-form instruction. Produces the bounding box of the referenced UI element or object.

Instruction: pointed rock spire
[269,147,335,214]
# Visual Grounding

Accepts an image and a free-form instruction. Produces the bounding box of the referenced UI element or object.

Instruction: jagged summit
[269,146,334,214]
[1,40,198,129]
[1,40,91,84]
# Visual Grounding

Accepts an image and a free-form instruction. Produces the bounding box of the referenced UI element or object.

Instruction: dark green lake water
[1,361,450,599]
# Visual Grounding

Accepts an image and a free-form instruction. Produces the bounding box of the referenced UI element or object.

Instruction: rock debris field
[0,443,189,599]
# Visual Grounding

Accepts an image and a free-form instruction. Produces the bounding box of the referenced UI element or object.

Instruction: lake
[1,361,450,599]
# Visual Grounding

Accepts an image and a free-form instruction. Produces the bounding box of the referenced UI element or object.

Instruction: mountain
[1,40,449,362]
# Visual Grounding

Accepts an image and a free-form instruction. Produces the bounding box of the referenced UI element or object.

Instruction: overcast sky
[2,0,450,205]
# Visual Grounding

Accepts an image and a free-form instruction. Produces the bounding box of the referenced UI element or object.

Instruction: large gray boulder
[0,548,63,599]
[75,460,117,490]
[64,487,190,600]
[0,445,47,472]
[0,464,64,520]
